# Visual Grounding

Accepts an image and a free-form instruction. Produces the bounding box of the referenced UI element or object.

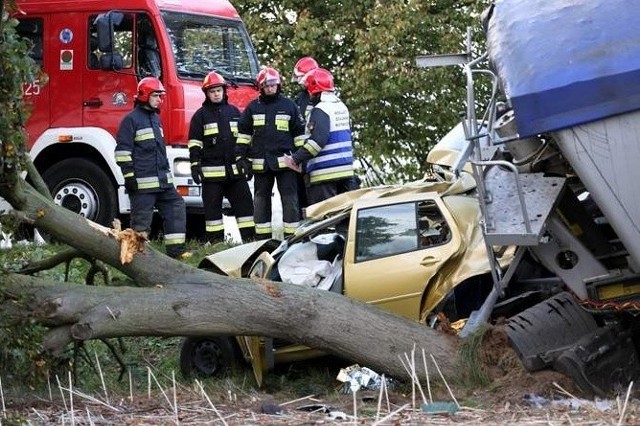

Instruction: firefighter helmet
[292,56,319,82]
[256,67,281,88]
[305,68,334,96]
[202,71,226,92]
[135,77,165,102]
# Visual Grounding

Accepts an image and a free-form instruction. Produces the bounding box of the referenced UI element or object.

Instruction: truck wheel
[179,337,238,379]
[42,159,117,226]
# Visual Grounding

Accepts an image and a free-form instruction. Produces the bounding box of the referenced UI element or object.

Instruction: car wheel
[42,158,117,226]
[179,336,238,378]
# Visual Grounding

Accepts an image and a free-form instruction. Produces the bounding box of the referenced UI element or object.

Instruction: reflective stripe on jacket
[188,99,242,182]
[115,105,174,193]
[237,93,306,172]
[293,92,354,184]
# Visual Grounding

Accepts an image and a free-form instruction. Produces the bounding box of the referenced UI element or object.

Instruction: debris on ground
[336,364,392,393]
[422,401,459,415]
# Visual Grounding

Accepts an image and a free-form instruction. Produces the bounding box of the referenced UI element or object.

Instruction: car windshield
[161,11,258,83]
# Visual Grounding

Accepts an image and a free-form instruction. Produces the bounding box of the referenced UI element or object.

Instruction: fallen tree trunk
[0,171,460,384]
[2,271,459,381]
[2,178,195,286]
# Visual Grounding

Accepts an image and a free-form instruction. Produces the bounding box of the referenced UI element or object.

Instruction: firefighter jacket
[294,89,313,120]
[292,92,355,184]
[115,104,174,193]
[187,98,242,182]
[237,93,307,173]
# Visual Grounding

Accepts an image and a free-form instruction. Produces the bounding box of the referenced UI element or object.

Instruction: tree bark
[1,270,459,381]
[1,176,460,384]
[2,179,194,286]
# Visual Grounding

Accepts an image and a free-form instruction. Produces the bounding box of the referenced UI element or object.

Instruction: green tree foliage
[236,0,487,182]
[0,0,40,181]
[0,1,51,384]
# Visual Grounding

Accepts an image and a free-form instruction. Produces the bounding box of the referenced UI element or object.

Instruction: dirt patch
[470,325,580,405]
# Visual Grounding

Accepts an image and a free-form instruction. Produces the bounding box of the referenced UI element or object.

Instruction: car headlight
[173,159,192,177]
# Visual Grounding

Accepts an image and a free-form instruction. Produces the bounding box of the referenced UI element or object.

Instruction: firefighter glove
[191,164,203,185]
[237,158,253,181]
[124,177,137,193]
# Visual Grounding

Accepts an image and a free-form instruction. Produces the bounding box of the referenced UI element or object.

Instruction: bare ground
[3,327,639,424]
[4,381,639,425]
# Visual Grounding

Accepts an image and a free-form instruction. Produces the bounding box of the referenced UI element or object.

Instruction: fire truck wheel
[179,336,239,379]
[42,158,117,226]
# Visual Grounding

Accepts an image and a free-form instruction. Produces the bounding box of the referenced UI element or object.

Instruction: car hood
[199,239,281,278]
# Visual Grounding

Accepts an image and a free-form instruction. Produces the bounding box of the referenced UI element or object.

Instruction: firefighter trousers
[306,180,340,205]
[202,178,255,244]
[254,170,300,239]
[130,188,186,258]
[296,172,308,217]
[337,175,361,193]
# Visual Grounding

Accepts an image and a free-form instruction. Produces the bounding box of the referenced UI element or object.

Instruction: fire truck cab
[14,0,259,226]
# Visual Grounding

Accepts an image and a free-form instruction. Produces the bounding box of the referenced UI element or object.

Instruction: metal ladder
[416,29,566,335]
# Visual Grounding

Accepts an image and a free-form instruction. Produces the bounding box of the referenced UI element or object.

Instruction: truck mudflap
[553,325,640,397]
[507,292,640,395]
[507,292,598,371]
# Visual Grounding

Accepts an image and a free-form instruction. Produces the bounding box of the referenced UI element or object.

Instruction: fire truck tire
[42,158,117,226]
[179,336,239,379]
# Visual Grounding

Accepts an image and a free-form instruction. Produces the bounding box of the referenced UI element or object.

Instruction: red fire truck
[13,0,259,228]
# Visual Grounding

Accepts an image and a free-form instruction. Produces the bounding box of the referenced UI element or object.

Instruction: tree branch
[0,179,195,287]
[24,156,52,199]
[20,247,86,275]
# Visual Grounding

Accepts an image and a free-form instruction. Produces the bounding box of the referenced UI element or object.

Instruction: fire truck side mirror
[99,53,123,71]
[93,11,125,71]
[94,11,124,57]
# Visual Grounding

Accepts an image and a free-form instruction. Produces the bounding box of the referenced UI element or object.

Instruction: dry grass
[2,340,639,425]
[3,376,639,425]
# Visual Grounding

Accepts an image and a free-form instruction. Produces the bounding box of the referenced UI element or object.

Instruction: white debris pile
[336,364,391,393]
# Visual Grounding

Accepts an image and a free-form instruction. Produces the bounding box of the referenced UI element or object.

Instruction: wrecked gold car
[179,166,517,384]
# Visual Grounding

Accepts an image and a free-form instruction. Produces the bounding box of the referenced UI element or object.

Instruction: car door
[343,192,462,320]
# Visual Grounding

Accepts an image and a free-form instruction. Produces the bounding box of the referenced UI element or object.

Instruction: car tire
[179,336,238,379]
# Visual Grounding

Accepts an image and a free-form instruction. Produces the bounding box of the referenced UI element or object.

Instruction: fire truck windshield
[162,11,259,84]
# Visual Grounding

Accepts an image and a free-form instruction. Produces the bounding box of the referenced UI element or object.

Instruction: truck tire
[42,159,117,226]
[179,337,239,379]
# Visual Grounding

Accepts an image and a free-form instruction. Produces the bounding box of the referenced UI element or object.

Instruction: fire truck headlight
[173,159,192,177]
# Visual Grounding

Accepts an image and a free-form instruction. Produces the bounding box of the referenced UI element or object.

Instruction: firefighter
[115,77,189,258]
[237,67,307,239]
[285,68,356,204]
[188,71,255,244]
[291,56,319,214]
[291,56,319,120]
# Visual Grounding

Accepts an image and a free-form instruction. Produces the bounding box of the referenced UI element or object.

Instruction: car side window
[355,202,418,262]
[418,200,451,248]
[355,200,452,263]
